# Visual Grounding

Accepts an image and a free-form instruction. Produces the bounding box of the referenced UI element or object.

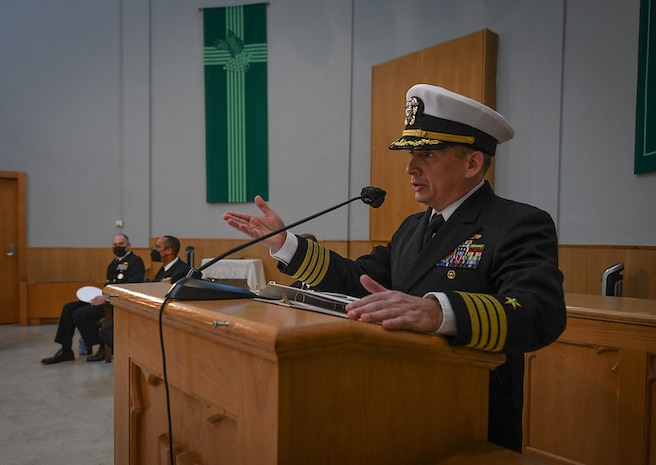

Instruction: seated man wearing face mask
[41,234,146,365]
[92,235,191,361]
[149,235,191,284]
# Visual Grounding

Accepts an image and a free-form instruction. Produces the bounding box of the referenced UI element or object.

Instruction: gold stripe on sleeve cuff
[456,291,507,352]
[293,241,331,287]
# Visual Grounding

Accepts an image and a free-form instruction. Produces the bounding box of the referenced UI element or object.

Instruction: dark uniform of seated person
[95,235,191,358]
[41,233,145,364]
[222,84,567,452]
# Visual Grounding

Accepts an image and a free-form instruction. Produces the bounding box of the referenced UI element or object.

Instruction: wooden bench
[434,441,547,465]
[19,281,105,325]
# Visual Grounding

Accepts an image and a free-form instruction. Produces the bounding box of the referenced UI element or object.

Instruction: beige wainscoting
[20,240,373,326]
[20,246,150,325]
[559,244,656,299]
[20,242,656,325]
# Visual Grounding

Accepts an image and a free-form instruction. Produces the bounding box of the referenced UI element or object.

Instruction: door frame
[0,171,27,323]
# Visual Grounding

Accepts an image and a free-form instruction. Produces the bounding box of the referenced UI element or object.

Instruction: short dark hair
[163,235,181,255]
[114,233,129,243]
[454,144,492,174]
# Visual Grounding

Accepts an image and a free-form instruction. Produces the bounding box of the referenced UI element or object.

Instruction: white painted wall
[1,0,653,248]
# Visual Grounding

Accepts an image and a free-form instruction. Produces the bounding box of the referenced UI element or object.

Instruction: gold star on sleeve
[504,297,521,309]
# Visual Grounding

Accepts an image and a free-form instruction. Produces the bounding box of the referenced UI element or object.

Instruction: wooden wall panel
[558,244,656,299]
[27,247,152,282]
[24,243,656,294]
[370,29,499,243]
[21,241,656,325]
[24,241,372,290]
[22,246,151,325]
[370,48,427,242]
[19,281,105,325]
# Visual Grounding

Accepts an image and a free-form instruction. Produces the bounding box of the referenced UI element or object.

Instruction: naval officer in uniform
[223,84,566,451]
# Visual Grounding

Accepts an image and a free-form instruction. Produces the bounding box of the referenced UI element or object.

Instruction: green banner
[635,0,656,173]
[203,3,268,202]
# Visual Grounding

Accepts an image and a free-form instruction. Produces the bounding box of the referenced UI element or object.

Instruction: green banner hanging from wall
[203,3,268,202]
[635,0,656,174]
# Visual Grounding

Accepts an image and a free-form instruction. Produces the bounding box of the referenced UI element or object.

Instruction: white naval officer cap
[388,84,514,156]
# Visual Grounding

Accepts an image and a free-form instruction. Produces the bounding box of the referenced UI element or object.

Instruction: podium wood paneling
[523,293,656,465]
[370,29,499,243]
[108,283,505,465]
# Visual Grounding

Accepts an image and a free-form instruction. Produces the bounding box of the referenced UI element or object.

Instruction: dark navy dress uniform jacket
[278,181,566,451]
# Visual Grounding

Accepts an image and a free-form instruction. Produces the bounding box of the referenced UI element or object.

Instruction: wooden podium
[107,283,505,465]
[524,293,656,465]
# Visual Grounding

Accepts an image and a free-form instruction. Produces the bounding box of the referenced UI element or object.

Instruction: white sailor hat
[388,84,514,155]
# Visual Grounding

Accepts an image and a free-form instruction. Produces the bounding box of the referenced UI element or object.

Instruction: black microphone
[185,246,195,267]
[166,186,386,300]
[360,186,386,208]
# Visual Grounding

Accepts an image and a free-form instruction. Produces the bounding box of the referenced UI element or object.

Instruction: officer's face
[112,235,129,250]
[153,238,172,259]
[406,146,473,211]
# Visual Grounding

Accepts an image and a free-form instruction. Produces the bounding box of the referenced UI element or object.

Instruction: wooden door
[0,172,27,324]
[370,29,499,243]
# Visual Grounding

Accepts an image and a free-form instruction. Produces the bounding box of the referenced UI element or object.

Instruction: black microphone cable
[158,297,175,465]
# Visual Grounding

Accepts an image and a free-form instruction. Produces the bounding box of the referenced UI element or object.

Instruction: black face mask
[150,249,162,262]
[113,246,127,257]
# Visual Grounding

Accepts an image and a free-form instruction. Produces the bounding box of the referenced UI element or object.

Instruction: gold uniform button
[447,270,456,280]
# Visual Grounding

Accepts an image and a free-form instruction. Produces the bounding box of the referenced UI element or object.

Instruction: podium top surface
[105,282,505,369]
[565,293,656,326]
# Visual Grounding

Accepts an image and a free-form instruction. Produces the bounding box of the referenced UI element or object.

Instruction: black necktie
[423,214,445,245]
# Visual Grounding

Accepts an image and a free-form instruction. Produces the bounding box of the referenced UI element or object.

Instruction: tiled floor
[0,324,113,465]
